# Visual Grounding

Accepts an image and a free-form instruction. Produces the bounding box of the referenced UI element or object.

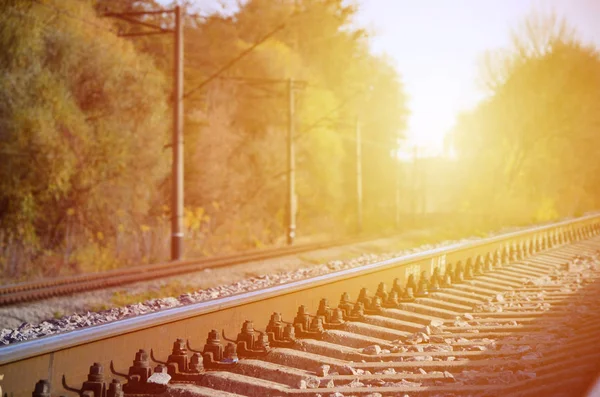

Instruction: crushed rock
[1,235,479,345]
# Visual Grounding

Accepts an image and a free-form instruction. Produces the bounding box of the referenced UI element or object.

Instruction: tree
[0,0,169,276]
[451,11,600,225]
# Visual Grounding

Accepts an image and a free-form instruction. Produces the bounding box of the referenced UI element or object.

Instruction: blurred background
[1,0,600,281]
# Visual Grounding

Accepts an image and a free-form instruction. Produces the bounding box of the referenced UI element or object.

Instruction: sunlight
[401,124,448,159]
[396,120,457,162]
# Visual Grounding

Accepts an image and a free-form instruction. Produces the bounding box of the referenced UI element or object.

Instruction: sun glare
[397,122,449,161]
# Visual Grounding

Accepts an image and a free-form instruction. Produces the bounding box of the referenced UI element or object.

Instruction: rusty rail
[0,232,395,306]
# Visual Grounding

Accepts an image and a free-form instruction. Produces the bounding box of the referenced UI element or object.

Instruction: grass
[104,280,194,309]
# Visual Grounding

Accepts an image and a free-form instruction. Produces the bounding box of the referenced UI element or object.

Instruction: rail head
[0,213,598,366]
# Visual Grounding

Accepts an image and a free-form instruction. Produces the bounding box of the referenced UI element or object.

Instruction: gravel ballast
[0,223,546,346]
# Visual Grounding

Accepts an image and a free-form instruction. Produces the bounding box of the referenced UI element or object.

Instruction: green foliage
[0,0,169,277]
[1,0,409,279]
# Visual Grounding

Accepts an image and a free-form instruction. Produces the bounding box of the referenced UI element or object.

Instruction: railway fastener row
[14,220,600,396]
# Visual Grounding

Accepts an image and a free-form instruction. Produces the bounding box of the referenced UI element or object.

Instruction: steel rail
[0,232,398,305]
[1,214,599,397]
[0,213,596,367]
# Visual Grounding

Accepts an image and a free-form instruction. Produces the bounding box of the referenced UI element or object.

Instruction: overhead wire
[18,3,399,163]
[33,0,118,34]
[183,9,302,99]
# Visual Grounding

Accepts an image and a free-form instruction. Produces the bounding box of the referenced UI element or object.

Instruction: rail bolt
[405,274,417,292]
[317,298,330,316]
[331,308,344,324]
[474,255,484,275]
[375,282,388,302]
[517,242,525,260]
[32,380,51,397]
[385,290,400,307]
[223,342,239,363]
[107,379,123,397]
[370,296,383,312]
[351,302,365,317]
[338,293,354,318]
[415,279,428,297]
[501,247,510,264]
[88,362,104,383]
[430,277,441,292]
[189,353,203,373]
[283,323,296,340]
[391,278,404,297]
[454,262,465,283]
[357,288,370,307]
[527,239,535,255]
[430,268,443,291]
[236,321,256,350]
[266,312,285,340]
[464,260,474,280]
[203,329,224,362]
[294,306,311,332]
[484,253,493,272]
[444,262,454,281]
[403,287,415,301]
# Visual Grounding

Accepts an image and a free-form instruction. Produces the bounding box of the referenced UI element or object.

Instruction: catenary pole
[287,78,296,245]
[171,5,184,260]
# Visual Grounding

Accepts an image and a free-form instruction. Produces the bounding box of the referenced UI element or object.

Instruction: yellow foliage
[185,206,209,232]
[535,197,559,222]
[72,242,117,273]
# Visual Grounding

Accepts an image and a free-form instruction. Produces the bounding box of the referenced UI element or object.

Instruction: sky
[353,0,600,155]
[187,0,600,155]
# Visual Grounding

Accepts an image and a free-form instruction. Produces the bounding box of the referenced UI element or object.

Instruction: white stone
[147,372,171,385]
[362,345,382,355]
[317,365,330,377]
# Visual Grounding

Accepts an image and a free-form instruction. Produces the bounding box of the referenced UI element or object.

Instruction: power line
[183,11,301,99]
[295,94,356,140]
[34,0,117,34]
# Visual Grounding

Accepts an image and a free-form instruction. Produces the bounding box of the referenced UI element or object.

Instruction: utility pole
[420,153,427,217]
[171,6,184,260]
[395,152,401,229]
[356,116,363,233]
[104,6,184,260]
[287,78,296,245]
[412,145,418,226]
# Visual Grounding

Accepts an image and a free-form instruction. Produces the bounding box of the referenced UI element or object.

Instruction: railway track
[1,215,600,396]
[0,233,394,306]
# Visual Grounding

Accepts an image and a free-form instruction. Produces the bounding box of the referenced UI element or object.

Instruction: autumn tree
[1,0,409,279]
[0,0,169,276]
[451,12,600,225]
